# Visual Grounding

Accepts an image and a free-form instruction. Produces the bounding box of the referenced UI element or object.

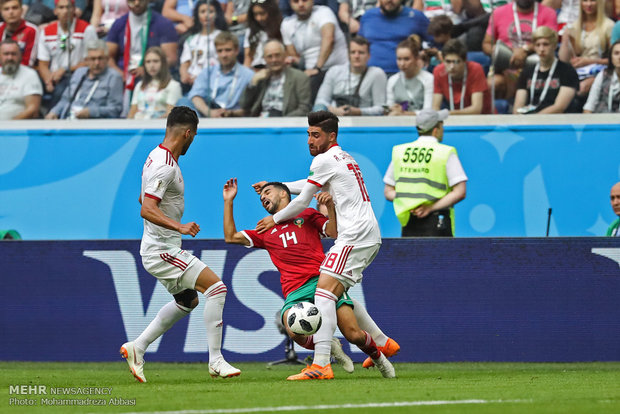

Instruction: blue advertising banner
[0,120,618,240]
[1,238,619,362]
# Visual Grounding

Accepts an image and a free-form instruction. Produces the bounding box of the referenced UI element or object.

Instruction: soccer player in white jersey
[255,111,396,380]
[120,106,240,382]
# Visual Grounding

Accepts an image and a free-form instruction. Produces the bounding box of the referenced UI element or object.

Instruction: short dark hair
[428,15,453,37]
[308,110,339,136]
[261,182,291,201]
[442,38,467,61]
[350,36,369,51]
[167,106,199,130]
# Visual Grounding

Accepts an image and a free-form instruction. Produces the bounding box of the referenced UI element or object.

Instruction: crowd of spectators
[1,0,619,119]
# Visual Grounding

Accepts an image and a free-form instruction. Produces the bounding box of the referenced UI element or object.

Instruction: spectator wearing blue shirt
[45,39,124,119]
[106,0,178,84]
[358,0,431,75]
[179,31,253,117]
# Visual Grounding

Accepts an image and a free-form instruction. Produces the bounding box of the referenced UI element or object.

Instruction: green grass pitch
[2,361,619,413]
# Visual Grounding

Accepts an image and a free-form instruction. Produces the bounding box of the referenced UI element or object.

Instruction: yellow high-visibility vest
[392,138,456,229]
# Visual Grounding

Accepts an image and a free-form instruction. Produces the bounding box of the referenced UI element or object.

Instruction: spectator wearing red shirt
[432,38,492,115]
[0,0,39,67]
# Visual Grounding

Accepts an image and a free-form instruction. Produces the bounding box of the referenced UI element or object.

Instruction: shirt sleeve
[308,153,336,187]
[23,69,43,96]
[446,153,468,187]
[307,208,328,236]
[144,163,175,200]
[240,229,264,248]
[383,161,395,186]
[468,63,488,93]
[166,80,183,105]
[360,67,387,116]
[273,181,319,223]
[180,38,191,63]
[283,179,308,194]
[37,31,50,62]
[422,71,434,110]
[583,71,603,112]
[386,74,397,106]
[314,66,336,108]
[560,63,580,90]
[280,19,293,46]
[131,81,143,105]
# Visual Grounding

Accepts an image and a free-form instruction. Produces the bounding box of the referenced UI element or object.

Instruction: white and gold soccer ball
[287,302,322,335]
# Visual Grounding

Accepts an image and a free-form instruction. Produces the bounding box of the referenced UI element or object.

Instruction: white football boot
[120,342,146,383]
[372,352,396,378]
[331,337,354,373]
[208,357,241,378]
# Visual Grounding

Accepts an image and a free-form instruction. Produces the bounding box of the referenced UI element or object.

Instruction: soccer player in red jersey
[223,178,399,379]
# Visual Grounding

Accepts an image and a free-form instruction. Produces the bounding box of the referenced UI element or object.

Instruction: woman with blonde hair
[127,47,182,119]
[559,0,614,96]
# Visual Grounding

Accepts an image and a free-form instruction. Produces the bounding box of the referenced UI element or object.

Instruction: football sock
[352,298,388,347]
[313,288,338,367]
[204,281,227,363]
[134,300,190,353]
[357,331,381,360]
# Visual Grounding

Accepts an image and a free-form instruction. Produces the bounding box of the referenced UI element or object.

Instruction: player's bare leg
[194,266,240,378]
[121,290,197,383]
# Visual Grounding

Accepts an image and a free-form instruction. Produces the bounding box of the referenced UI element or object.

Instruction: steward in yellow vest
[383,109,467,236]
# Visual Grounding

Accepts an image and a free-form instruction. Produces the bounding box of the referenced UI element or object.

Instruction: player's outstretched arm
[223,178,251,246]
[251,181,267,194]
[141,196,200,236]
[256,181,319,233]
[316,192,338,238]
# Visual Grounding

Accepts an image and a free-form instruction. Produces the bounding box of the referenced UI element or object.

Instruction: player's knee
[173,289,199,309]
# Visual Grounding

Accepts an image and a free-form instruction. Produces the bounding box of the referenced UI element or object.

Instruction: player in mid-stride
[120,106,240,382]
[255,111,397,380]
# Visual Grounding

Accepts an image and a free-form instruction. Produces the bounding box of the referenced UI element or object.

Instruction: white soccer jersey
[140,145,184,255]
[309,145,381,247]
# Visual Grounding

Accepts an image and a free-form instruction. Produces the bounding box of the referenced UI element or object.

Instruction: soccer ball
[287,302,322,335]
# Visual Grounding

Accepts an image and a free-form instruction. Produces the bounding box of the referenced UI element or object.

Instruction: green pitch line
[1,362,619,413]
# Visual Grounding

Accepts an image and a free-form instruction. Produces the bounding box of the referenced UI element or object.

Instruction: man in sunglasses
[37,0,98,112]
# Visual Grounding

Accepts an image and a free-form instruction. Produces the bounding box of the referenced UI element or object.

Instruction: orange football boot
[287,363,334,380]
[362,338,400,369]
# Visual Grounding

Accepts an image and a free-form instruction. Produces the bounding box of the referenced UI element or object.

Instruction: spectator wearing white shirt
[0,39,42,120]
[281,0,348,101]
[128,46,183,119]
[386,34,433,116]
[314,36,386,116]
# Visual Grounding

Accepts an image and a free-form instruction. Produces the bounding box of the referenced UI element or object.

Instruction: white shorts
[141,248,206,295]
[319,243,380,289]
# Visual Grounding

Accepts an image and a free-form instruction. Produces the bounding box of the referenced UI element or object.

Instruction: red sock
[357,331,380,360]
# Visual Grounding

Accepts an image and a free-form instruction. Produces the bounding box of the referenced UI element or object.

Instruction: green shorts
[281,276,353,324]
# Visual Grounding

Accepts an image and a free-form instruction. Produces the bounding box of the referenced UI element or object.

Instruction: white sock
[204,281,227,363]
[134,300,191,353]
[313,288,338,367]
[352,298,388,347]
